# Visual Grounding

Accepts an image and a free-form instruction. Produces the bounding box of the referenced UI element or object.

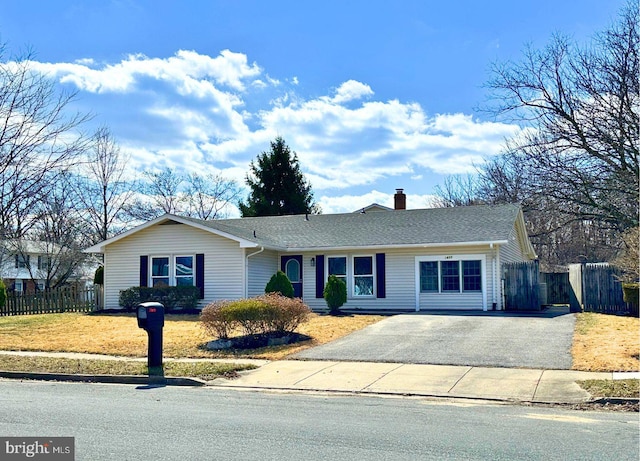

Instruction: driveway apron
[295,307,575,369]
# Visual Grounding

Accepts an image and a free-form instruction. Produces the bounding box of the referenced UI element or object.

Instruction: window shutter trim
[196,253,205,299]
[376,253,386,299]
[139,256,148,287]
[315,255,325,298]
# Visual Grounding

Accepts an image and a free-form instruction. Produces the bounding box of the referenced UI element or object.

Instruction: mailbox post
[136,302,165,371]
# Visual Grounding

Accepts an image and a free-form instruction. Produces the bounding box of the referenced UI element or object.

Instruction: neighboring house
[0,240,96,293]
[85,192,536,312]
[1,240,54,293]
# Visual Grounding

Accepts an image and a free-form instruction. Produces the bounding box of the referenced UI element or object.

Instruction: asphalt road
[295,309,576,369]
[1,379,637,461]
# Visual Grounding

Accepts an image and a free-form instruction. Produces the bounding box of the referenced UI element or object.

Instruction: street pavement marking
[519,413,600,424]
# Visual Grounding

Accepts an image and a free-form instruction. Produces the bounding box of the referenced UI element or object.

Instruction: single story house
[85,193,536,312]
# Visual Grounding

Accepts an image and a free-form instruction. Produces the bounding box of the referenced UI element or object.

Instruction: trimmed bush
[118,286,200,311]
[200,293,311,340]
[324,274,347,315]
[0,279,6,308]
[93,266,104,285]
[199,300,237,339]
[265,270,294,298]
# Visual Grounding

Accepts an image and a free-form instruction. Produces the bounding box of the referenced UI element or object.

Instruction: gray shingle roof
[181,203,522,250]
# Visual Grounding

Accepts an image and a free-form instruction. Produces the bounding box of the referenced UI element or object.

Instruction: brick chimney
[394,188,406,210]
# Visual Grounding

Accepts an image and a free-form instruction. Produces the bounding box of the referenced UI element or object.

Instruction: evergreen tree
[239,137,319,217]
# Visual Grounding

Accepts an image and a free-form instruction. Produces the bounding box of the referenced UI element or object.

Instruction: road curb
[0,370,206,387]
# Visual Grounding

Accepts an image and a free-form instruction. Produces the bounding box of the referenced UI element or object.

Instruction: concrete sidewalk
[1,350,637,404]
[212,360,634,404]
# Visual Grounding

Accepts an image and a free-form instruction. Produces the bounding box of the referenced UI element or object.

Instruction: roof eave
[83,214,260,253]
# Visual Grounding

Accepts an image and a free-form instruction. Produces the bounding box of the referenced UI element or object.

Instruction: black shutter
[139,256,148,287]
[315,255,325,298]
[196,253,205,299]
[14,254,18,269]
[376,253,386,299]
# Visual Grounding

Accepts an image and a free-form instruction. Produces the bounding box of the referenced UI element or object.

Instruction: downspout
[244,246,265,298]
[491,243,497,311]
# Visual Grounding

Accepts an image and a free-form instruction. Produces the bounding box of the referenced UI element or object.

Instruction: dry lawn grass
[572,312,640,372]
[0,312,383,360]
[0,355,254,379]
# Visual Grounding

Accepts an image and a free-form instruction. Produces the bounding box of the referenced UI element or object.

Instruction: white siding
[500,226,525,265]
[103,222,245,309]
[247,249,278,297]
[300,245,496,312]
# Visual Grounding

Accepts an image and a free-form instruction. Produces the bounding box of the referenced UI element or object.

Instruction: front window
[418,258,482,293]
[38,256,49,271]
[175,256,194,286]
[151,256,194,287]
[328,257,347,285]
[353,256,374,296]
[151,257,170,287]
[15,255,29,269]
[462,260,482,292]
[420,261,439,292]
[440,261,460,292]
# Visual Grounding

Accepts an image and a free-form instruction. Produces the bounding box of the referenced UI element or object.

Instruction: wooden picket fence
[1,287,97,316]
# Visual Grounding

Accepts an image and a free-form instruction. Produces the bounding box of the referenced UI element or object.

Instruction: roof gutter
[285,240,509,253]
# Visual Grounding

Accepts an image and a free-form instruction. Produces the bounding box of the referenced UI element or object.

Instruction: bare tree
[125,167,241,222]
[124,167,186,221]
[613,226,640,283]
[0,46,90,243]
[6,176,88,290]
[484,0,639,231]
[432,174,484,208]
[73,127,135,244]
[184,172,240,220]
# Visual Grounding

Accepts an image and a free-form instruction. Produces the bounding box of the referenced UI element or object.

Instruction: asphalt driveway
[295,307,576,369]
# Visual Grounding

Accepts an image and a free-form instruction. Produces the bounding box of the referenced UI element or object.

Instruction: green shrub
[118,286,200,311]
[622,283,639,307]
[93,266,104,285]
[324,275,347,315]
[265,270,294,298]
[0,279,6,308]
[200,293,311,339]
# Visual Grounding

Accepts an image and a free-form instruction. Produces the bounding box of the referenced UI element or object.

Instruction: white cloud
[24,49,522,208]
[329,80,374,104]
[28,49,263,94]
[319,191,439,214]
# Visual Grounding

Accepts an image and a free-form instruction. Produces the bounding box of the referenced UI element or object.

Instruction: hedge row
[119,286,200,310]
[200,293,311,339]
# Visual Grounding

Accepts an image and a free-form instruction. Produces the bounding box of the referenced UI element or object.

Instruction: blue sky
[0,0,624,214]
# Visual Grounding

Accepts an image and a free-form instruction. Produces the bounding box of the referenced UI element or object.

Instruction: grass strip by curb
[0,355,256,380]
[578,379,640,398]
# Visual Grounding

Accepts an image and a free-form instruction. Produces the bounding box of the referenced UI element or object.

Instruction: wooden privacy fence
[540,272,570,305]
[503,260,540,311]
[568,263,636,316]
[1,287,97,316]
